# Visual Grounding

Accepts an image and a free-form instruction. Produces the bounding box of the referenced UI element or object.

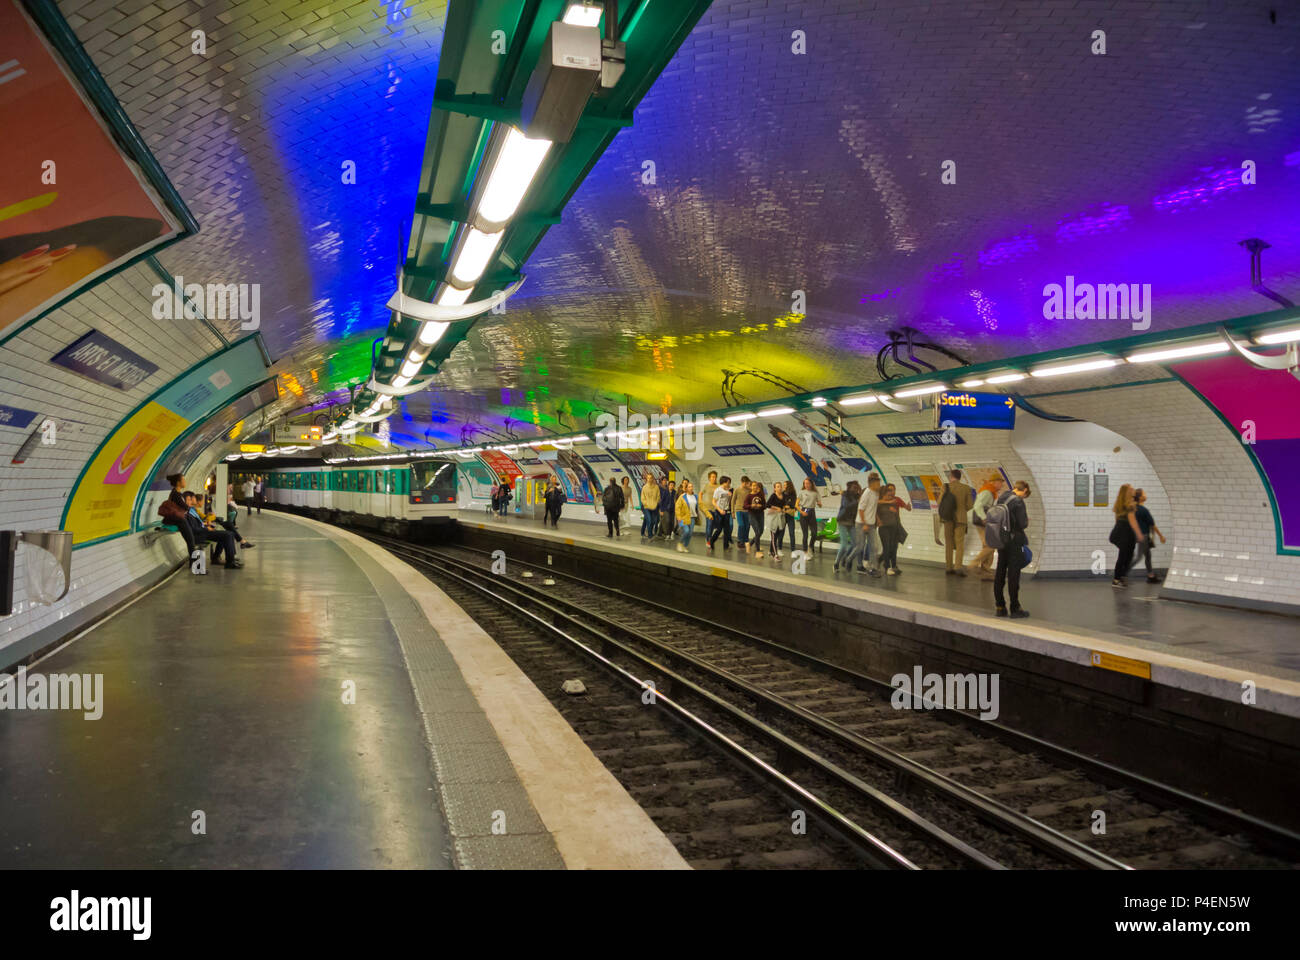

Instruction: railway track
[374,536,1300,871]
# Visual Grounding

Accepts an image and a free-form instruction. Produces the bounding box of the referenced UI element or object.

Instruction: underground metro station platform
[1,0,1298,941]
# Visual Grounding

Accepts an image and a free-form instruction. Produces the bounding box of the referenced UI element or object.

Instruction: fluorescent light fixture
[959,379,985,388]
[341,420,357,429]
[1030,358,1119,378]
[401,359,422,377]
[893,383,947,398]
[391,375,412,388]
[450,228,504,285]
[562,2,603,27]
[809,397,827,407]
[1257,327,1300,344]
[569,434,589,442]
[838,394,879,406]
[418,321,450,346]
[477,127,553,224]
[986,372,1027,384]
[436,286,472,307]
[723,412,756,422]
[528,440,545,447]
[1126,341,1229,363]
[758,406,795,417]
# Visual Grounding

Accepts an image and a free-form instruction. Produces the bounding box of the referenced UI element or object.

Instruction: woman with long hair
[1109,483,1144,587]
[766,481,787,560]
[875,483,912,575]
[796,477,821,554]
[745,480,767,559]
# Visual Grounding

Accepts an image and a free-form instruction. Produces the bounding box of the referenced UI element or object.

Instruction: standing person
[659,479,677,540]
[253,475,265,514]
[619,476,634,536]
[796,477,821,554]
[988,480,1032,618]
[602,477,624,537]
[241,476,255,516]
[489,483,500,515]
[640,471,661,539]
[855,474,882,576]
[707,477,734,552]
[736,477,752,549]
[966,477,1005,580]
[1133,488,1166,584]
[498,480,513,516]
[833,481,862,572]
[875,483,913,575]
[766,481,787,560]
[744,480,767,558]
[939,468,975,575]
[701,471,719,544]
[543,478,566,527]
[1109,483,1144,587]
[675,479,698,553]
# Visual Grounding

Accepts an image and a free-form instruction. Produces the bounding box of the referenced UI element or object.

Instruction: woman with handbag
[875,483,912,575]
[745,480,767,559]
[1109,483,1144,587]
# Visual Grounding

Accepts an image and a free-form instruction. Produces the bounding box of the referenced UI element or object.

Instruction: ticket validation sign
[935,391,1016,430]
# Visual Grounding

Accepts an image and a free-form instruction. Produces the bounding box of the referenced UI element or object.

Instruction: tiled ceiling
[61,0,1300,447]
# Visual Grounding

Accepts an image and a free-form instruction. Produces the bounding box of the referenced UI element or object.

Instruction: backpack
[937,484,957,522]
[602,485,620,510]
[983,492,1013,549]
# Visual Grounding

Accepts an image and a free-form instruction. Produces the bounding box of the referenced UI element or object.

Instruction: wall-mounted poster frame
[0,0,198,345]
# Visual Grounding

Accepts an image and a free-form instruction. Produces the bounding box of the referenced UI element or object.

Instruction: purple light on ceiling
[1055,203,1132,243]
[968,289,999,332]
[858,288,899,303]
[927,256,964,283]
[1152,164,1245,212]
[977,231,1038,267]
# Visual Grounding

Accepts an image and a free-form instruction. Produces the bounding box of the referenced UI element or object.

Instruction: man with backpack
[938,468,975,575]
[602,478,625,537]
[983,480,1032,618]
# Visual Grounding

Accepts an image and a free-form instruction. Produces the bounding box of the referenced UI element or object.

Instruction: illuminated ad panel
[458,458,497,502]
[61,338,268,545]
[0,0,189,340]
[1171,354,1300,550]
[546,448,599,505]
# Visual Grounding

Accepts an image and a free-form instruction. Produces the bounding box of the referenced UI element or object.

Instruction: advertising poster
[956,462,1011,494]
[0,0,187,340]
[550,447,598,504]
[613,448,676,487]
[901,475,932,511]
[479,450,523,488]
[459,458,497,502]
[61,337,268,544]
[754,412,880,516]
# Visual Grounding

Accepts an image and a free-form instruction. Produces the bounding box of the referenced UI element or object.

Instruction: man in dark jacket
[183,492,242,568]
[993,481,1032,618]
[602,478,624,537]
[543,479,567,527]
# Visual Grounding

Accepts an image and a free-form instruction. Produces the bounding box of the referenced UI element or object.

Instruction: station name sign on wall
[934,391,1016,431]
[876,430,965,448]
[49,330,159,391]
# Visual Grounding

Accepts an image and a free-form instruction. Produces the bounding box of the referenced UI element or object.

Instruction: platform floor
[469,509,1300,707]
[0,511,685,869]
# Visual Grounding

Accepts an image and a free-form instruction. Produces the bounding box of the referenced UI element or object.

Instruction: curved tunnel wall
[0,263,231,665]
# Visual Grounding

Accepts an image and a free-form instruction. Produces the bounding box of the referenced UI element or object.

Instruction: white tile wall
[1034,381,1300,608]
[1011,416,1172,574]
[0,262,225,659]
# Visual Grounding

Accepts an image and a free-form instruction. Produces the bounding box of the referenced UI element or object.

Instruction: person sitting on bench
[183,492,242,568]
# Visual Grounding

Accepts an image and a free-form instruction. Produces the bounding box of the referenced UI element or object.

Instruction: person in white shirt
[707,477,734,551]
[242,478,255,516]
[854,473,882,576]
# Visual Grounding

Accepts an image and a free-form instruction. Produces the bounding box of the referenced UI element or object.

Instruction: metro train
[240,461,460,533]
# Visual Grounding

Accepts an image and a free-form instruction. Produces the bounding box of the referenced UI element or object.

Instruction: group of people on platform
[162,474,256,569]
[517,465,1166,621]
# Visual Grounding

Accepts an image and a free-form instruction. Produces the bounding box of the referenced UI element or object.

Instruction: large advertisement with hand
[61,337,269,545]
[0,0,190,341]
